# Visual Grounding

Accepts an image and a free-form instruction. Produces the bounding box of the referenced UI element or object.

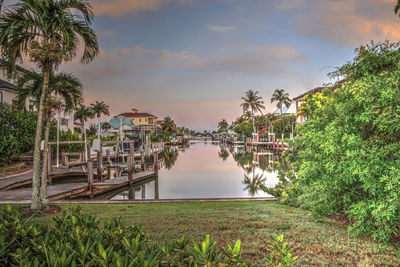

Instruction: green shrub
[265,42,400,242]
[0,104,37,165]
[0,206,298,266]
[264,234,297,267]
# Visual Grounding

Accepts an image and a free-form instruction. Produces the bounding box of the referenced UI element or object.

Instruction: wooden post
[129,142,135,174]
[154,152,158,174]
[141,151,145,171]
[155,176,159,200]
[127,155,133,185]
[97,143,103,182]
[128,186,134,200]
[87,159,94,196]
[87,143,91,163]
[141,184,145,199]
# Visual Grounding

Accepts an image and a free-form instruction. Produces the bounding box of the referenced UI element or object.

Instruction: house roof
[98,118,135,129]
[272,103,296,115]
[0,59,29,74]
[293,85,339,101]
[0,78,16,91]
[116,112,157,118]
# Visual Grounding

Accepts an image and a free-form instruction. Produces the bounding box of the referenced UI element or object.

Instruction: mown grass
[9,201,400,266]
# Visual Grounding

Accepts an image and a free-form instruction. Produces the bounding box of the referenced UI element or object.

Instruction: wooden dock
[0,171,156,201]
[0,183,88,201]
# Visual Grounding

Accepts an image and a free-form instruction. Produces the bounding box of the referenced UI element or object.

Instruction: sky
[9,0,400,130]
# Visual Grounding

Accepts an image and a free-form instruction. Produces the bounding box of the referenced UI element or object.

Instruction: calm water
[108,141,285,200]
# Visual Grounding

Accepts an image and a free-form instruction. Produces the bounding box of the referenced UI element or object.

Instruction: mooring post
[155,176,159,200]
[127,155,133,185]
[141,151,145,171]
[88,159,94,196]
[129,142,135,173]
[154,152,159,174]
[141,184,145,199]
[97,142,103,182]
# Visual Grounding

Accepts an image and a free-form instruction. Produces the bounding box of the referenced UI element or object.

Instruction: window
[61,118,68,126]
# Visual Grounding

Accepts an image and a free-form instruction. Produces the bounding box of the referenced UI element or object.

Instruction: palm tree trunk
[97,116,100,139]
[31,66,50,211]
[40,115,51,208]
[281,108,284,140]
[82,119,87,162]
[0,0,3,13]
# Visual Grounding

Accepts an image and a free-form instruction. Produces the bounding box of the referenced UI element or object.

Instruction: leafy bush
[0,103,37,165]
[0,206,297,266]
[264,234,297,267]
[265,42,400,242]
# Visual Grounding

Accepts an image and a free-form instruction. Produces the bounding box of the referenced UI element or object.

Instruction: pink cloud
[92,0,192,17]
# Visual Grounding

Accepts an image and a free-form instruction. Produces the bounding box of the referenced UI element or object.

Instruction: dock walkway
[0,171,156,201]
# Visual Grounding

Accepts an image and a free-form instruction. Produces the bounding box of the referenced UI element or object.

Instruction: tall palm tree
[74,105,94,162]
[217,119,229,133]
[91,101,110,138]
[161,116,178,134]
[0,0,99,210]
[16,70,82,207]
[271,89,291,139]
[240,90,265,135]
[101,122,111,135]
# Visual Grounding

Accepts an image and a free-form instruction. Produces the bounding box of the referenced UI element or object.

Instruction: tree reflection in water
[218,146,230,161]
[162,146,179,169]
[228,145,287,196]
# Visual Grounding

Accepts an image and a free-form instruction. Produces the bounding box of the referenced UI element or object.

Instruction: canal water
[106,141,285,200]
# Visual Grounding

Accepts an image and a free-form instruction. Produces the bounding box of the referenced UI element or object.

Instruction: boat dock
[0,140,161,202]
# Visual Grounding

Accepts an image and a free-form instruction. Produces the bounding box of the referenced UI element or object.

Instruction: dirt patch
[21,205,62,218]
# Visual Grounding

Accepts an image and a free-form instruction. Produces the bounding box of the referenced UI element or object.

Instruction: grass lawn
[10,201,400,266]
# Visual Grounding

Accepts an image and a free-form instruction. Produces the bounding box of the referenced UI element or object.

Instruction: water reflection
[108,142,284,200]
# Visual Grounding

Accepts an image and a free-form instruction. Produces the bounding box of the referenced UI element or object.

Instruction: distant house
[293,86,337,124]
[0,60,76,132]
[114,109,161,135]
[272,103,296,115]
[99,117,136,137]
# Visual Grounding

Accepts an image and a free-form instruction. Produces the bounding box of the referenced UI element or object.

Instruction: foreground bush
[263,42,400,242]
[0,206,296,266]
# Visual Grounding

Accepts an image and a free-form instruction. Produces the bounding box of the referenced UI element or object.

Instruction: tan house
[115,109,161,135]
[117,109,159,125]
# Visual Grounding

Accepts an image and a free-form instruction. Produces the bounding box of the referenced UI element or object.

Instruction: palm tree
[240,90,265,137]
[101,122,112,135]
[217,119,229,133]
[242,171,266,196]
[74,105,94,162]
[161,116,178,133]
[16,70,82,207]
[271,89,291,139]
[91,101,110,138]
[0,0,99,210]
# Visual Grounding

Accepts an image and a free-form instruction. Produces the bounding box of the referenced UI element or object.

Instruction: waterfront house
[115,109,161,135]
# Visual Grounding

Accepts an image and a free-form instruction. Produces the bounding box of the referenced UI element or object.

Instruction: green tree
[101,122,112,133]
[90,101,110,138]
[161,116,178,134]
[217,119,229,134]
[0,0,99,210]
[240,90,265,134]
[16,70,82,207]
[74,105,94,161]
[274,42,400,242]
[271,89,291,139]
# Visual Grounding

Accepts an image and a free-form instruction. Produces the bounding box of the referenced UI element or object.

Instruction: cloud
[92,0,191,17]
[207,25,236,32]
[193,46,306,76]
[290,0,400,46]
